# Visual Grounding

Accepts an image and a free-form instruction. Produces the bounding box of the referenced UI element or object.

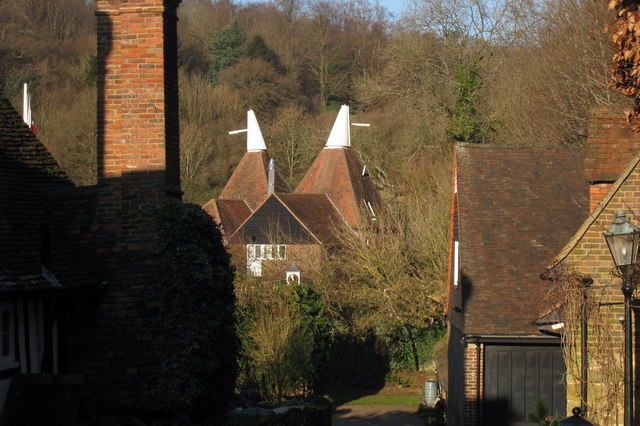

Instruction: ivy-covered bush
[387,322,446,372]
[154,200,237,422]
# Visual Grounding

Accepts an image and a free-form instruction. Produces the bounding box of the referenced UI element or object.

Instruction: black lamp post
[604,210,640,426]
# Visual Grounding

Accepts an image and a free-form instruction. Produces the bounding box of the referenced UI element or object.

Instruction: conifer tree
[206,18,244,85]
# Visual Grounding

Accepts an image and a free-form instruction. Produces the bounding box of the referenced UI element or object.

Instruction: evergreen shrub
[154,199,238,422]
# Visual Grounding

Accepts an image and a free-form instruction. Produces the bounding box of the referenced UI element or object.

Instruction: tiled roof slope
[0,96,96,293]
[202,198,252,238]
[0,96,70,282]
[277,193,349,245]
[217,151,291,210]
[229,193,346,246]
[295,147,383,229]
[584,108,640,182]
[453,144,588,335]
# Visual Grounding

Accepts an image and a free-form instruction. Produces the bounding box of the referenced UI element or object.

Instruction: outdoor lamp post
[604,210,640,426]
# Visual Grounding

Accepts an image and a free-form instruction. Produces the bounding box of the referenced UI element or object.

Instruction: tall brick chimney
[66,0,182,412]
[96,0,181,246]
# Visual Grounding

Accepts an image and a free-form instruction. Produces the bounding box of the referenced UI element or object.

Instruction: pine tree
[206,18,244,85]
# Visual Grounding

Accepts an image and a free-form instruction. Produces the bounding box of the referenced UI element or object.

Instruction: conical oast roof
[218,110,290,210]
[295,106,383,229]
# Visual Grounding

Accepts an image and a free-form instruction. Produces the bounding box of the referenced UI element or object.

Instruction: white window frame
[248,244,286,261]
[0,303,17,371]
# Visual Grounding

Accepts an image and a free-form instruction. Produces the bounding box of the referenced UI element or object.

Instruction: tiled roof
[546,151,640,272]
[277,193,349,245]
[229,193,347,246]
[295,147,383,229]
[0,95,97,294]
[202,198,252,238]
[452,144,588,335]
[218,151,291,210]
[584,108,640,182]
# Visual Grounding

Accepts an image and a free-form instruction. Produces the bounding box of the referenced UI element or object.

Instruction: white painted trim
[453,240,460,287]
[17,302,26,373]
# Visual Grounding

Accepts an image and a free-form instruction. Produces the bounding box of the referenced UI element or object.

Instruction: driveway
[332,405,424,426]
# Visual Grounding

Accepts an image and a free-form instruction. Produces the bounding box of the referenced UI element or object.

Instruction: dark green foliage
[154,200,237,422]
[245,34,280,70]
[2,73,37,99]
[446,63,492,144]
[236,281,331,404]
[324,326,389,389]
[388,323,446,372]
[527,399,560,426]
[291,283,331,392]
[206,18,244,85]
[84,54,97,87]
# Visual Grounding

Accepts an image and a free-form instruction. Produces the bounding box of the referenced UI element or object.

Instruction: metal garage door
[483,344,566,426]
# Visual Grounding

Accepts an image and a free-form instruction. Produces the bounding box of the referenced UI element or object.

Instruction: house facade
[209,104,384,281]
[1,0,195,421]
[447,144,589,425]
[541,109,640,424]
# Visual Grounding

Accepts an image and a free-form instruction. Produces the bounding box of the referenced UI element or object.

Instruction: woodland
[0,0,635,407]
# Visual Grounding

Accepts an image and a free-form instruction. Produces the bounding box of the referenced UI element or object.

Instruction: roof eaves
[227,197,259,242]
[324,193,357,237]
[544,152,640,274]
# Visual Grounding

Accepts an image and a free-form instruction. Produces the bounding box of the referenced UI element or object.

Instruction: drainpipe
[476,336,481,425]
[581,290,588,415]
[581,277,592,416]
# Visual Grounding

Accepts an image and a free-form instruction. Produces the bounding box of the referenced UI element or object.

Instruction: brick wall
[447,326,483,426]
[558,154,640,421]
[462,341,483,425]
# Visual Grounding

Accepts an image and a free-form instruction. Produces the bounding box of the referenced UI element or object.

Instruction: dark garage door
[483,344,566,426]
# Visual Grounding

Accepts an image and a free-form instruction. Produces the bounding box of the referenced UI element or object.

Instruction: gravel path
[332,405,424,426]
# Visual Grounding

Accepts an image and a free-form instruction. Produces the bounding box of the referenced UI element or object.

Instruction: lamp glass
[605,231,640,267]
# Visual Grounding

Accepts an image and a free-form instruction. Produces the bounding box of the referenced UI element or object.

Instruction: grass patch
[345,391,422,407]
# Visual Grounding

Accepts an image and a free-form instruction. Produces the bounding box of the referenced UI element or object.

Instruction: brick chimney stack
[584,108,640,211]
[71,0,182,411]
[96,0,181,246]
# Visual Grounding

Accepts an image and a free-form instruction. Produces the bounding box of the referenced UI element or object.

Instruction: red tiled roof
[277,193,349,245]
[202,198,252,238]
[218,151,291,210]
[584,108,640,182]
[451,144,588,335]
[295,147,383,229]
[229,193,347,246]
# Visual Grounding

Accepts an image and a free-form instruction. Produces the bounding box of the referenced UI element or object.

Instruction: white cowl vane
[247,109,267,152]
[325,104,350,149]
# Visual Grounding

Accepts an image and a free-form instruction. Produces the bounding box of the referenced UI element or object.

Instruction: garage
[483,344,566,425]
